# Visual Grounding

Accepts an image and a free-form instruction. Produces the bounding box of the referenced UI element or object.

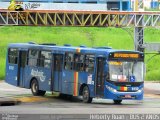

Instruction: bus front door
[95,57,105,97]
[17,50,27,87]
[52,54,63,92]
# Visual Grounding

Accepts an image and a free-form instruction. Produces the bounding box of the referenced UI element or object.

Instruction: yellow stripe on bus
[73,72,79,96]
[124,87,127,91]
[76,48,81,53]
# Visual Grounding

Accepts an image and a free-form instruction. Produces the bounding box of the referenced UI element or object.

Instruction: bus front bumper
[104,85,143,100]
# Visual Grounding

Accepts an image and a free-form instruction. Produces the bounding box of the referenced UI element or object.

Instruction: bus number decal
[87,74,93,85]
[131,87,139,91]
[31,69,46,82]
[9,66,14,70]
[63,72,66,77]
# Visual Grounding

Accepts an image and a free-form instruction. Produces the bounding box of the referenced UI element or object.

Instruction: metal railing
[0,11,160,27]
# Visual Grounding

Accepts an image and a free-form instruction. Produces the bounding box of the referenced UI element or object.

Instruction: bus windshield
[108,61,144,82]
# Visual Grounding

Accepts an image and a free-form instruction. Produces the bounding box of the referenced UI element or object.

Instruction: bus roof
[8,43,143,55]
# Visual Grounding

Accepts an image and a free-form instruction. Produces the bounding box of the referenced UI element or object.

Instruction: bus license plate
[125,95,131,98]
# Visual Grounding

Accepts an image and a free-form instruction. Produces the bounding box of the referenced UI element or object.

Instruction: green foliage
[0,58,5,80]
[145,70,160,81]
[145,8,160,11]
[0,26,160,80]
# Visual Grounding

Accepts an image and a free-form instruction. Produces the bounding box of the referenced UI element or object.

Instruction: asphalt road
[0,81,160,114]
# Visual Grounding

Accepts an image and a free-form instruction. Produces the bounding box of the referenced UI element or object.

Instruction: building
[144,0,160,9]
[0,0,132,11]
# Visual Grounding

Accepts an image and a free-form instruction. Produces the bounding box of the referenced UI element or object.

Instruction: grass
[0,27,134,49]
[145,8,160,11]
[0,26,160,80]
[0,47,6,80]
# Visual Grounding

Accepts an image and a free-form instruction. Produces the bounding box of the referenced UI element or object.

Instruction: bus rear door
[17,50,27,87]
[95,57,105,97]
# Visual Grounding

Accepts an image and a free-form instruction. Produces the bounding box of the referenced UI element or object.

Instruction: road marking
[144,94,160,98]
[0,88,22,91]
[15,96,49,103]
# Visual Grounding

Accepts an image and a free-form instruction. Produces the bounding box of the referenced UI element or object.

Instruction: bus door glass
[17,50,27,87]
[95,57,105,97]
[52,54,63,91]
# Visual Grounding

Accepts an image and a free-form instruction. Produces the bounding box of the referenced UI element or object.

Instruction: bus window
[28,50,39,66]
[64,53,74,70]
[8,48,18,64]
[74,54,85,71]
[39,51,51,68]
[84,55,95,73]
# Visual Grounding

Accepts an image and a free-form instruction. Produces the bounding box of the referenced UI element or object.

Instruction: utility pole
[134,0,144,52]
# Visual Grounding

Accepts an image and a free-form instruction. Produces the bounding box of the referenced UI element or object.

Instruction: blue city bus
[5,43,144,104]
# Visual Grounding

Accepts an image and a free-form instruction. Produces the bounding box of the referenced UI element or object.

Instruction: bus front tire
[31,79,46,96]
[82,86,92,103]
[113,100,122,104]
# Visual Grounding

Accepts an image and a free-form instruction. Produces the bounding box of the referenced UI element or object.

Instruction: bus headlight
[106,85,117,92]
[137,88,143,93]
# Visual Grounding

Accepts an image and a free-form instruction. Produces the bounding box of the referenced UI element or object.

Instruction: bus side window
[8,48,18,64]
[64,53,74,70]
[39,51,51,68]
[84,55,95,73]
[74,54,84,71]
[28,50,39,66]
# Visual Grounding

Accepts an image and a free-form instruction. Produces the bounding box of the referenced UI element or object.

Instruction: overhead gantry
[0,10,160,52]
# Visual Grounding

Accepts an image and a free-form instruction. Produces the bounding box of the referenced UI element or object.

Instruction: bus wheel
[82,86,92,103]
[31,79,46,96]
[113,100,122,104]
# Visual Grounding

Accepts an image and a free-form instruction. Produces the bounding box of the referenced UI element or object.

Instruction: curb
[144,81,160,83]
[0,98,21,106]
[0,80,4,83]
[144,94,160,98]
